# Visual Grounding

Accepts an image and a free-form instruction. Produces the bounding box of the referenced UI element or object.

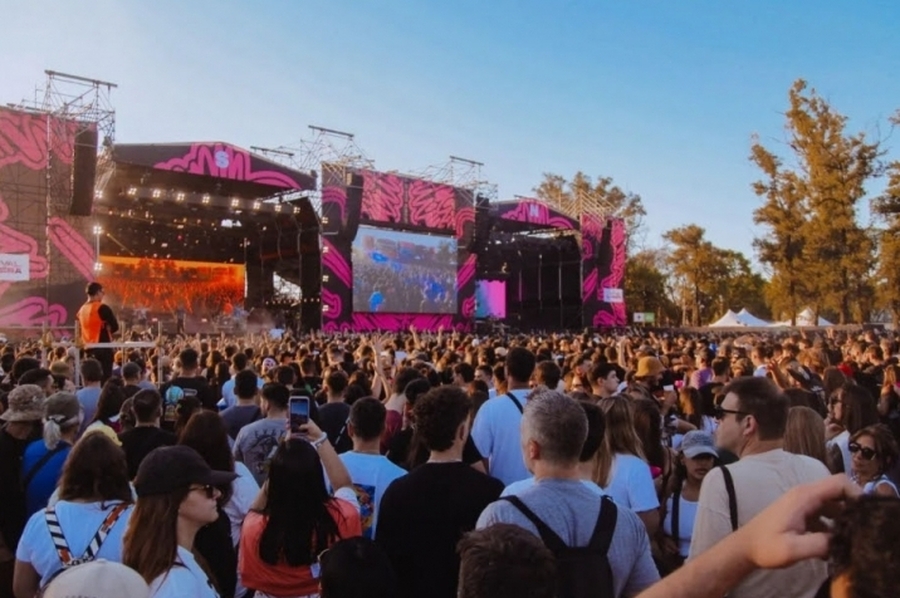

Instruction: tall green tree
[751,80,880,324]
[534,172,647,252]
[624,249,679,325]
[874,159,900,327]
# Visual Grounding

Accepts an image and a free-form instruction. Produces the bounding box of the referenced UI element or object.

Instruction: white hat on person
[41,560,149,598]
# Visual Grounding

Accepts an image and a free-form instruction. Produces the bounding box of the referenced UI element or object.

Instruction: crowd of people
[352,257,456,314]
[0,323,898,598]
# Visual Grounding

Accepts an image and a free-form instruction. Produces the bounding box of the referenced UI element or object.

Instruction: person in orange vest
[75,282,119,382]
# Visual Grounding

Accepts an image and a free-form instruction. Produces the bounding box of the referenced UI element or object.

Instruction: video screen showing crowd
[352,227,457,314]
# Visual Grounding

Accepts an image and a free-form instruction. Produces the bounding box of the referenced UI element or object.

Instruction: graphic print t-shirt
[339,452,407,539]
[233,418,287,485]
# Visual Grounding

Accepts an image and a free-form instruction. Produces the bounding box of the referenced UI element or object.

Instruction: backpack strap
[587,495,617,555]
[23,444,67,491]
[44,503,129,567]
[720,465,739,532]
[501,496,567,553]
[506,393,524,414]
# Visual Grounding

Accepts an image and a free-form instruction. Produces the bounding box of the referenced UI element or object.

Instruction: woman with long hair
[783,406,830,470]
[123,445,237,597]
[656,431,719,574]
[13,433,133,596]
[826,382,880,474]
[632,398,675,500]
[848,424,899,497]
[179,412,259,598]
[595,395,659,534]
[878,364,900,438]
[84,378,127,439]
[239,420,361,597]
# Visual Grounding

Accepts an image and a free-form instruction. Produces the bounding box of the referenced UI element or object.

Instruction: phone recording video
[289,397,310,434]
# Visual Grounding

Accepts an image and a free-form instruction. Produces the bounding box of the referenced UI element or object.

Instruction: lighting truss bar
[97,186,302,216]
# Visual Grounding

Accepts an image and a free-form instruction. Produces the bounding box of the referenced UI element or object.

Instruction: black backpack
[502,495,618,598]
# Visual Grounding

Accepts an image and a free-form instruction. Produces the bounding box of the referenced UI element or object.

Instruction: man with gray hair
[476,389,658,597]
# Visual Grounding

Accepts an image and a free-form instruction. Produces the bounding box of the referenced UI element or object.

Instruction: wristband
[312,433,329,449]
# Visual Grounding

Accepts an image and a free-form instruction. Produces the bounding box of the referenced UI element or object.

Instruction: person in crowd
[633,398,676,500]
[378,386,503,598]
[318,537,397,598]
[122,362,146,399]
[219,353,264,410]
[847,423,899,497]
[39,559,150,598]
[22,393,83,517]
[319,369,352,454]
[382,367,425,450]
[478,389,658,597]
[825,382,880,474]
[238,421,360,597]
[783,406,830,470]
[123,445,237,597]
[588,362,620,401]
[75,282,119,382]
[13,433,133,596]
[339,398,407,539]
[452,362,476,390]
[118,397,136,434]
[690,377,830,598]
[594,395,660,534]
[178,412,256,598]
[75,359,104,432]
[159,348,218,430]
[689,349,714,389]
[17,369,54,399]
[49,361,75,394]
[628,356,665,400]
[471,347,536,484]
[219,369,263,440]
[457,524,556,598]
[84,378,126,442]
[173,395,202,439]
[118,389,177,480]
[657,430,718,573]
[233,382,290,486]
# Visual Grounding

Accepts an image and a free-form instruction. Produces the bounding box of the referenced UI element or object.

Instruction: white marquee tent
[709,310,747,327]
[736,308,772,327]
[773,308,833,327]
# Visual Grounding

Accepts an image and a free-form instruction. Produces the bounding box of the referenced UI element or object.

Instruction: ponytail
[43,413,82,449]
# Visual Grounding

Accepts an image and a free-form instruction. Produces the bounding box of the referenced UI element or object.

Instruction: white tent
[709,310,747,327]
[736,308,771,327]
[773,308,833,327]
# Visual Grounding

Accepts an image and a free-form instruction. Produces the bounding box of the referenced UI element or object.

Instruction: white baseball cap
[42,560,149,598]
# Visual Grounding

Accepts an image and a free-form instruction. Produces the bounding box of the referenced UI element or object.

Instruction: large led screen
[97,256,245,321]
[475,280,507,319]
[352,227,457,314]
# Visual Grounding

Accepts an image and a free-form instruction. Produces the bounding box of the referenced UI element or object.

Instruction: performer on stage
[75,282,119,381]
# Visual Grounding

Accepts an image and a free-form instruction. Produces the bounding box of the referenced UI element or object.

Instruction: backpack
[38,503,129,595]
[502,495,618,598]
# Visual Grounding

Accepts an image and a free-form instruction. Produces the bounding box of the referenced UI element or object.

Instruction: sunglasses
[714,406,748,421]
[190,484,217,499]
[848,442,877,461]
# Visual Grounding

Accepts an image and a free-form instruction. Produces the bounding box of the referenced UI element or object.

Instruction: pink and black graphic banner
[0,107,95,332]
[320,166,475,332]
[581,214,627,328]
[495,198,578,231]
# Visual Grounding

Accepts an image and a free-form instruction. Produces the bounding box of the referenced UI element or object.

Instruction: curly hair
[830,496,900,597]
[412,386,472,452]
[59,432,132,503]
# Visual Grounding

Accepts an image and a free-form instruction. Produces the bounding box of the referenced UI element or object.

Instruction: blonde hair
[594,395,645,487]
[783,406,829,470]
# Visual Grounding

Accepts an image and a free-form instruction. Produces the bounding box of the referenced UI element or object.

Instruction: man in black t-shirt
[378,386,503,598]
[118,389,176,479]
[319,370,352,454]
[158,348,217,431]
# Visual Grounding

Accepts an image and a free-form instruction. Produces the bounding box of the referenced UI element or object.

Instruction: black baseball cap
[134,445,237,497]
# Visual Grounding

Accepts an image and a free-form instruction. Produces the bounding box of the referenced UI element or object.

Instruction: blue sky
[3,0,899,267]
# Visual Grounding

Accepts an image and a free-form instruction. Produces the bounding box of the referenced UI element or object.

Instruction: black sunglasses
[714,406,748,421]
[848,442,877,461]
[190,484,217,499]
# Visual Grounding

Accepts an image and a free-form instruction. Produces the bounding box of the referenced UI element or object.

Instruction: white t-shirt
[662,492,698,558]
[339,452,407,539]
[601,453,659,513]
[218,375,265,409]
[16,501,133,586]
[471,388,531,485]
[149,546,219,598]
[224,461,259,547]
[827,430,852,474]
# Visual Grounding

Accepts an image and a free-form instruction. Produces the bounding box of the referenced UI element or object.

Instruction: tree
[624,249,679,325]
[534,172,647,252]
[751,80,880,324]
[873,159,900,327]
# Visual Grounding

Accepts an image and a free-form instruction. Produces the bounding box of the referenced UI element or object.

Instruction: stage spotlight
[92,225,103,236]
[231,198,240,208]
[127,187,137,197]
[202,194,211,204]
[93,262,102,272]
[323,305,330,312]
[253,201,261,210]
[322,245,329,254]
[321,216,329,225]
[94,190,103,200]
[293,207,301,214]
[274,204,282,213]
[322,274,329,282]
[176,192,186,202]
[151,189,162,199]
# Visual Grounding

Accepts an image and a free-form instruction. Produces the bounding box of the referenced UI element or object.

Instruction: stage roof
[493,198,579,233]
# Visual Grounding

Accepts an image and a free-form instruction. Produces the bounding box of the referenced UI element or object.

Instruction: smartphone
[663,384,675,393]
[289,397,310,434]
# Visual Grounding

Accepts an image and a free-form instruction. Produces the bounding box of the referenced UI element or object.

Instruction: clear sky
[3,0,899,266]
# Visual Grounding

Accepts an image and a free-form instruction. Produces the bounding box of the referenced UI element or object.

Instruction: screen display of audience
[352,227,457,314]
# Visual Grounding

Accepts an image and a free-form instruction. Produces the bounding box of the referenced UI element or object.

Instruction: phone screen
[289,397,310,433]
